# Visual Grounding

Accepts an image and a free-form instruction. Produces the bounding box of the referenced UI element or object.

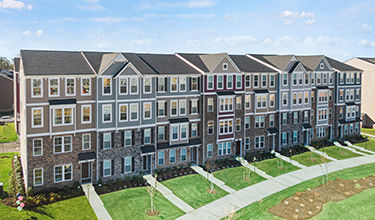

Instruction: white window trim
[170,100,178,117]
[245,74,251,88]
[282,93,288,106]
[207,98,214,112]
[269,94,275,108]
[217,75,224,89]
[143,102,152,120]
[179,100,186,116]
[158,151,165,165]
[130,77,139,95]
[179,76,186,92]
[54,164,73,183]
[102,104,112,123]
[283,74,288,86]
[157,77,166,93]
[102,77,112,96]
[171,124,179,141]
[130,103,139,121]
[180,148,187,161]
[124,130,132,147]
[245,95,251,109]
[118,77,128,95]
[261,74,267,88]
[255,135,265,149]
[207,144,213,158]
[81,105,92,124]
[53,106,74,127]
[48,78,60,97]
[119,103,128,122]
[65,78,76,96]
[157,100,166,118]
[103,160,111,177]
[53,136,73,154]
[170,77,178,92]
[33,168,44,186]
[236,75,242,89]
[191,99,199,115]
[31,78,43,98]
[81,78,91,96]
[227,75,233,89]
[103,132,112,150]
[143,77,152,94]
[82,133,91,150]
[256,94,267,109]
[222,63,228,70]
[207,75,214,90]
[180,123,188,140]
[33,138,43,157]
[144,128,151,144]
[254,74,259,88]
[269,74,275,88]
[31,107,44,128]
[124,157,132,174]
[169,149,176,164]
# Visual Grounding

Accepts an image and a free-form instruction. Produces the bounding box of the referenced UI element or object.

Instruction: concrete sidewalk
[344,140,375,154]
[191,165,235,193]
[176,154,375,220]
[236,157,273,179]
[143,175,194,213]
[362,132,375,138]
[334,141,367,156]
[274,152,307,169]
[305,145,337,161]
[82,184,112,220]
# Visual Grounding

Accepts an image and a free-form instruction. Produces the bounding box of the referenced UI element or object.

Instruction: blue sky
[0,0,374,61]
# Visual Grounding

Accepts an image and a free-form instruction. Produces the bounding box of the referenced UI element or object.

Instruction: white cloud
[306,19,316,25]
[91,16,143,23]
[283,19,294,26]
[75,0,104,11]
[36,30,43,36]
[186,39,201,46]
[0,0,27,10]
[214,35,257,46]
[131,39,152,46]
[273,35,297,47]
[158,0,216,8]
[97,40,112,49]
[280,10,315,26]
[358,23,373,33]
[280,10,299,18]
[359,39,375,48]
[303,36,343,48]
[27,4,31,10]
[22,30,30,36]
[263,38,272,46]
[299,11,314,18]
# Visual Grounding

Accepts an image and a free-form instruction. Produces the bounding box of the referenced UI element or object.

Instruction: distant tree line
[0,57,13,70]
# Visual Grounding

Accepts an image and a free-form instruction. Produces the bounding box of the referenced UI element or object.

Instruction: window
[171,77,178,92]
[180,77,186,91]
[236,118,241,131]
[54,107,73,126]
[82,134,91,150]
[171,100,178,116]
[81,78,91,95]
[144,128,151,144]
[218,142,231,156]
[282,93,288,106]
[236,75,242,88]
[54,164,72,182]
[261,74,267,87]
[311,109,315,121]
[217,75,223,89]
[103,160,111,177]
[282,113,288,125]
[103,78,111,95]
[311,92,314,103]
[317,73,321,84]
[293,93,297,105]
[223,63,228,70]
[318,109,328,120]
[143,103,152,120]
[169,149,176,163]
[329,108,332,119]
[304,92,309,104]
[49,78,59,97]
[256,95,267,108]
[191,123,198,137]
[255,136,265,149]
[355,123,360,133]
[207,98,213,112]
[293,74,297,85]
[103,133,111,149]
[269,114,275,127]
[124,157,132,173]
[282,74,288,86]
[34,168,43,186]
[207,144,213,158]
[191,99,198,114]
[157,101,165,117]
[227,75,233,89]
[32,108,43,128]
[119,78,128,94]
[119,104,128,122]
[66,78,75,96]
[158,77,166,92]
[245,75,251,88]
[207,75,214,90]
[33,139,43,156]
[304,111,309,122]
[158,151,165,165]
[124,130,132,146]
[270,74,275,87]
[219,119,233,135]
[208,121,214,134]
[350,124,354,133]
[32,79,43,97]
[317,127,326,138]
[282,133,287,145]
[191,77,198,91]
[298,92,303,104]
[245,95,251,109]
[255,116,265,128]
[245,138,250,150]
[82,105,91,124]
[102,105,112,123]
[318,90,329,103]
[180,124,187,140]
[305,73,309,85]
[130,78,138,94]
[245,117,250,129]
[179,100,186,115]
[339,72,344,84]
[158,126,165,141]
[355,89,360,100]
[299,73,303,85]
[236,97,242,110]
[339,107,344,119]
[254,74,259,87]
[269,94,275,107]
[320,63,324,69]
[293,131,298,143]
[144,78,152,93]
[311,73,315,85]
[130,103,138,121]
[329,73,333,84]
[293,112,298,124]
[54,136,72,153]
[171,125,179,141]
[344,125,348,135]
[181,148,187,161]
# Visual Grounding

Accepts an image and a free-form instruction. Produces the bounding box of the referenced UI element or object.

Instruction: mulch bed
[269,175,375,220]
[95,177,148,195]
[156,167,196,182]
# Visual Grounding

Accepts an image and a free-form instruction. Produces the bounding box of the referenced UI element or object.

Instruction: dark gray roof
[317,86,329,90]
[21,50,95,75]
[169,118,189,123]
[217,91,235,96]
[229,55,276,73]
[357,57,375,65]
[267,128,278,134]
[286,61,300,73]
[141,145,155,154]
[249,54,294,70]
[14,58,20,73]
[82,51,106,73]
[49,99,77,105]
[326,57,362,72]
[254,89,269,94]
[295,55,324,71]
[177,53,209,72]
[122,53,157,75]
[157,139,201,150]
[78,152,96,161]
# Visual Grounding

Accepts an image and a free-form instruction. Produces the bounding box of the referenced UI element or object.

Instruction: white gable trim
[210,53,241,74]
[115,62,143,78]
[174,53,206,75]
[99,53,127,76]
[245,54,281,73]
[81,51,97,75]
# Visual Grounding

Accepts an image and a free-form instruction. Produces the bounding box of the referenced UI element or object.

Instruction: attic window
[320,63,324,69]
[222,63,228,70]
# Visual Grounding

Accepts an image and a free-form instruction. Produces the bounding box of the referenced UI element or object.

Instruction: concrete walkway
[274,152,307,169]
[362,132,375,138]
[0,141,20,153]
[143,175,194,213]
[177,154,375,220]
[191,165,235,193]
[236,157,273,179]
[333,141,368,156]
[344,141,375,154]
[305,145,337,161]
[82,184,112,220]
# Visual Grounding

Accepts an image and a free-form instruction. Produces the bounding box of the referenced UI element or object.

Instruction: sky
[0,0,374,62]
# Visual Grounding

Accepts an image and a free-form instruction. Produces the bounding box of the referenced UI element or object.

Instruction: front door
[235,140,241,156]
[191,147,197,164]
[81,162,91,183]
[143,155,152,172]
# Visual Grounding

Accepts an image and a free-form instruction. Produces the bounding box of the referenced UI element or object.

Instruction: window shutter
[164,102,167,116]
[111,160,114,176]
[132,157,135,172]
[197,100,200,113]
[197,77,200,91]
[121,131,125,147]
[100,161,103,177]
[189,124,192,138]
[189,77,191,91]
[111,132,115,148]
[197,123,200,136]
[189,100,192,114]
[121,158,124,174]
[141,129,144,144]
[100,133,103,149]
[164,78,167,92]
[156,78,159,92]
[151,128,154,144]
[132,130,135,145]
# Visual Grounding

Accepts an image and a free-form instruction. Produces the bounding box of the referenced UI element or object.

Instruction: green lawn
[231,162,375,220]
[291,151,330,167]
[362,128,375,136]
[0,196,96,220]
[0,123,18,143]
[101,187,184,220]
[0,152,18,192]
[356,139,375,152]
[255,158,300,177]
[213,167,266,190]
[320,146,361,160]
[162,174,228,209]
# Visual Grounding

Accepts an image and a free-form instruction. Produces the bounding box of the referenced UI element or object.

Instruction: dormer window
[222,63,228,70]
[320,63,324,69]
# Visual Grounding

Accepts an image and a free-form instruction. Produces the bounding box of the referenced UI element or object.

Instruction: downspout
[96,77,99,182]
[202,75,206,165]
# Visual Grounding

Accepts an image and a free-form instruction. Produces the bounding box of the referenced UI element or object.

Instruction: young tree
[205,161,215,193]
[146,175,158,215]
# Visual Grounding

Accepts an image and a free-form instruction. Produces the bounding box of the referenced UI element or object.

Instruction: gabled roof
[199,53,228,72]
[295,55,325,71]
[98,53,126,74]
[177,53,208,72]
[122,53,157,75]
[249,54,295,71]
[357,57,375,66]
[325,57,362,72]
[82,51,107,74]
[21,50,95,75]
[229,55,276,73]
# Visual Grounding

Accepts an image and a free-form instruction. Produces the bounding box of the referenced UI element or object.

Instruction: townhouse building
[16,50,361,191]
